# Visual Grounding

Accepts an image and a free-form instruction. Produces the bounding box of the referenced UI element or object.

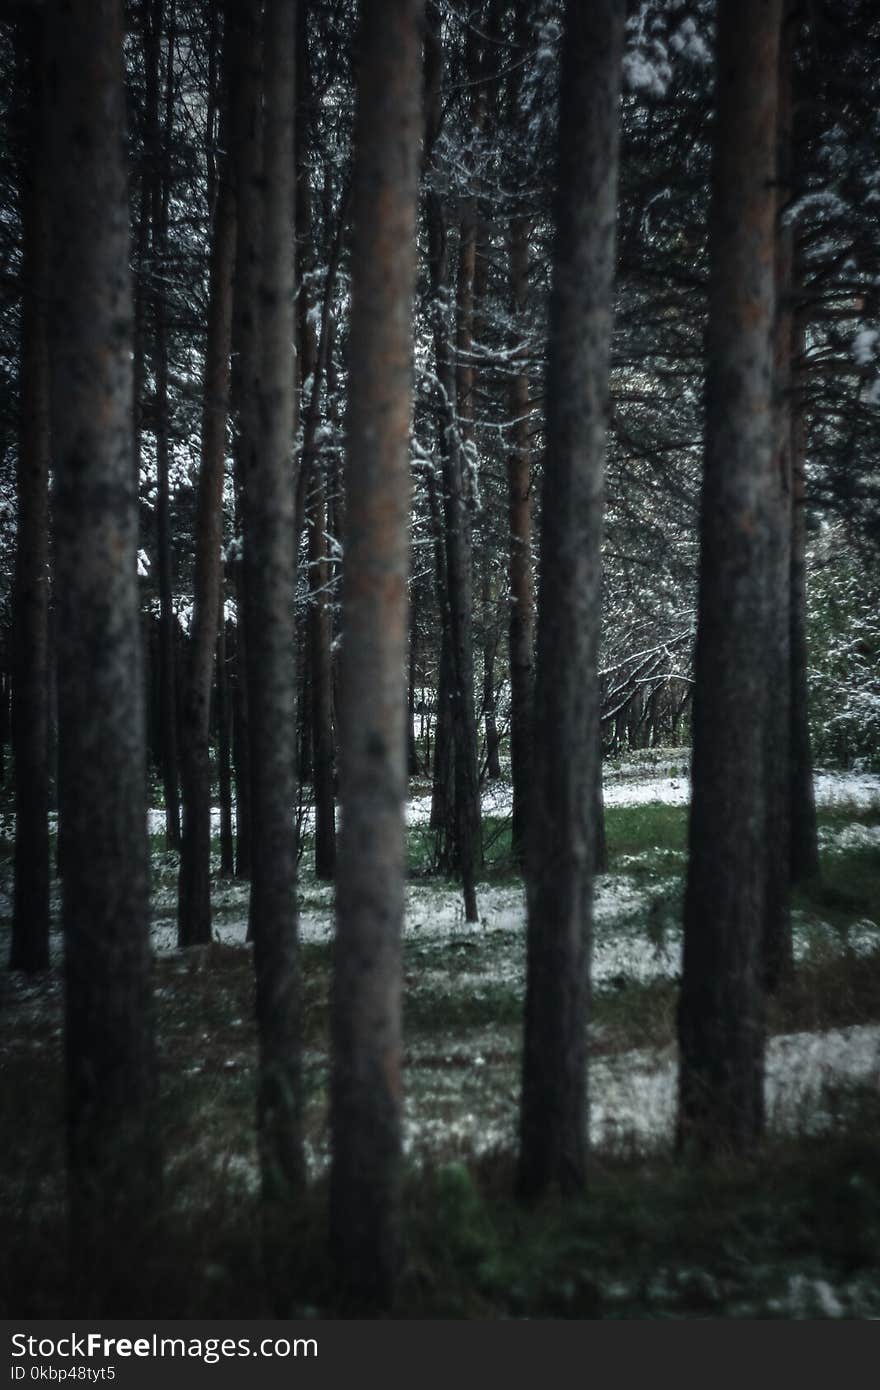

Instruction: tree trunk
[243,0,305,1256]
[424,2,480,921]
[229,0,262,890]
[507,213,535,865]
[148,0,180,851]
[216,621,235,877]
[677,0,782,1158]
[47,0,159,1309]
[426,468,454,854]
[518,0,624,1202]
[407,604,421,777]
[593,722,608,876]
[789,317,820,882]
[177,9,237,946]
[763,2,798,993]
[331,0,423,1313]
[232,597,252,880]
[11,12,50,975]
[309,472,337,879]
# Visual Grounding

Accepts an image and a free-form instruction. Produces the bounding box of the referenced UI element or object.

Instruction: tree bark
[309,471,337,880]
[331,0,423,1313]
[507,213,535,864]
[177,6,237,946]
[47,0,159,1309]
[424,1,481,921]
[763,1,798,993]
[216,621,235,877]
[229,0,262,889]
[517,0,624,1201]
[677,0,782,1157]
[148,0,181,851]
[789,317,820,882]
[407,603,421,777]
[11,11,51,974]
[242,0,305,1245]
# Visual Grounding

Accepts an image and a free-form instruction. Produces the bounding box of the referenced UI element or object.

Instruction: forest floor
[1,749,879,1319]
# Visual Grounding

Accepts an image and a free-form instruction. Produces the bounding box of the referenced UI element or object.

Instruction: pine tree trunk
[424,3,480,921]
[216,621,235,877]
[229,0,261,889]
[763,3,798,993]
[789,316,820,882]
[244,0,304,1249]
[47,0,159,1309]
[232,608,252,879]
[145,0,181,851]
[677,0,782,1157]
[310,471,337,880]
[11,12,50,975]
[518,0,624,1201]
[507,214,535,865]
[407,606,421,777]
[177,19,237,945]
[426,468,454,853]
[331,0,423,1312]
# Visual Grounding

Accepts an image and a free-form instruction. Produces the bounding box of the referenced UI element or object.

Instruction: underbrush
[3,1083,880,1318]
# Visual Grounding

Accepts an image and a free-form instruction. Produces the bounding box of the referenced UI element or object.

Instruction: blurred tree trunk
[47,0,159,1309]
[11,11,50,974]
[677,0,782,1158]
[518,0,624,1201]
[331,0,423,1312]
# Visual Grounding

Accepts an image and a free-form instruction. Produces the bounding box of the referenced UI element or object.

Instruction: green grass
[604,802,688,875]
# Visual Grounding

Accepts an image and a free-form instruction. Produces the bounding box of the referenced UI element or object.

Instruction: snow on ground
[603,777,689,807]
[397,1022,880,1164]
[818,822,880,851]
[5,763,877,847]
[813,772,880,810]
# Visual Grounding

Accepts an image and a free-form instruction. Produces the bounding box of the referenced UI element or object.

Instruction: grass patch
[604,803,688,876]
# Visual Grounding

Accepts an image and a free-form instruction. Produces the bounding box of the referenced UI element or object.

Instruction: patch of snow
[603,777,690,807]
[818,822,880,852]
[852,327,879,367]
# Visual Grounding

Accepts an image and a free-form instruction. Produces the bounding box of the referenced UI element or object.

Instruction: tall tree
[763,0,798,992]
[677,0,782,1157]
[228,0,262,889]
[10,10,50,974]
[789,309,820,882]
[296,8,337,881]
[47,0,159,1306]
[147,0,181,851]
[423,2,481,921]
[177,3,237,948]
[330,0,424,1310]
[507,208,535,865]
[244,0,305,1254]
[517,0,625,1200]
